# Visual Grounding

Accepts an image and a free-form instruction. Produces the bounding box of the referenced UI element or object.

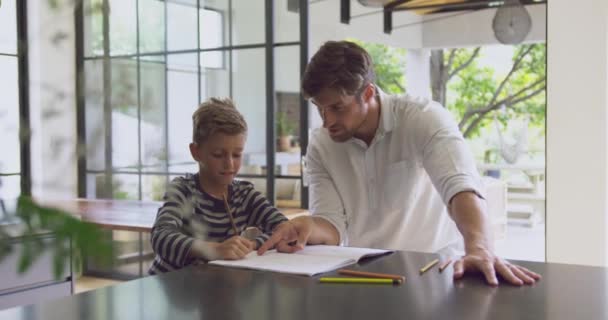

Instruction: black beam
[265,0,276,204]
[16,0,31,196]
[102,0,113,198]
[383,6,392,34]
[299,0,309,209]
[340,0,350,24]
[163,0,170,187]
[75,0,86,197]
[136,0,142,200]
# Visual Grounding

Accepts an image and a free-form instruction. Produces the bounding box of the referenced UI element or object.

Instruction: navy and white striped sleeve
[243,187,288,248]
[150,179,196,268]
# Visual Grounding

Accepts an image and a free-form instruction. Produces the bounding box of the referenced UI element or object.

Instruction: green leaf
[0,196,115,280]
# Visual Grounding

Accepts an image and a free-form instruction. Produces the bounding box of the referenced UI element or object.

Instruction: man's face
[311,87,370,142]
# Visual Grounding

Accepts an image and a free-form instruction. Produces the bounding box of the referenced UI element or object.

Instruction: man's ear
[189,143,199,161]
[362,83,375,103]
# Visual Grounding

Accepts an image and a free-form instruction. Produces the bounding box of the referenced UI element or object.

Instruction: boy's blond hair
[192,97,247,144]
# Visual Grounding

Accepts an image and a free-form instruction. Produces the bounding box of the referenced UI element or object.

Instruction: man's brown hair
[192,97,247,144]
[301,40,376,100]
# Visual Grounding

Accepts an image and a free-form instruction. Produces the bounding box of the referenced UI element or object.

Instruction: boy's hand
[211,236,255,260]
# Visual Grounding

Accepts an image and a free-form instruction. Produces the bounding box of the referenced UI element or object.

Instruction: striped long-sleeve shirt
[148,173,288,275]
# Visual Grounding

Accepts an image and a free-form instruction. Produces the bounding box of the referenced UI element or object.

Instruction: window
[0,0,29,206]
[78,0,308,207]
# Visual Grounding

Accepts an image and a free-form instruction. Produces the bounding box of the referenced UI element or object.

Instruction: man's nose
[322,110,335,128]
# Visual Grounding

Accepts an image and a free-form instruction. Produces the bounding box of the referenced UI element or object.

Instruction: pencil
[319,277,402,285]
[222,193,238,236]
[438,259,452,272]
[338,269,406,282]
[419,258,439,274]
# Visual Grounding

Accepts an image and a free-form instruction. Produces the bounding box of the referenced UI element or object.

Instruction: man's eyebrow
[327,102,342,109]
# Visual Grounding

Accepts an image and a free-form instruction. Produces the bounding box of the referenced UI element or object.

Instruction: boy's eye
[233,153,242,158]
[212,153,223,158]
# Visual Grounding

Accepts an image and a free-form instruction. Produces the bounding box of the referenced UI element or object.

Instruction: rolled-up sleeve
[415,102,485,206]
[306,136,349,245]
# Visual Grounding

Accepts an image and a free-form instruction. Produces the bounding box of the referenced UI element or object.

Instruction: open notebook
[208,245,393,276]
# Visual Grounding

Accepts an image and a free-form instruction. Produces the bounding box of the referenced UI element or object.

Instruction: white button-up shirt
[305,90,485,253]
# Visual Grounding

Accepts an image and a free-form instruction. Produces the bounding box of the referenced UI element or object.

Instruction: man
[261,41,540,286]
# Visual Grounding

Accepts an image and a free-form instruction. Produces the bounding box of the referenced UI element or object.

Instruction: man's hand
[453,247,542,286]
[257,217,314,255]
[210,236,255,260]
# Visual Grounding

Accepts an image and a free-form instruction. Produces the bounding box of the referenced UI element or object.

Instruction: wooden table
[0,250,606,319]
[42,199,308,232]
[41,199,161,232]
[38,199,309,279]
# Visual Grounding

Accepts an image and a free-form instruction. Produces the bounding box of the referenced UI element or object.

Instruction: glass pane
[200,50,224,69]
[0,175,21,201]
[200,50,229,102]
[140,57,167,171]
[88,172,112,198]
[232,48,266,172]
[139,0,165,53]
[84,0,103,56]
[274,0,300,44]
[274,45,301,161]
[109,0,137,55]
[167,53,198,172]
[111,58,139,172]
[86,172,139,199]
[231,1,264,46]
[86,173,100,198]
[275,178,301,208]
[242,176,267,198]
[84,59,105,171]
[142,174,167,201]
[0,0,17,54]
[168,162,197,174]
[199,7,224,49]
[167,0,197,51]
[0,56,20,173]
[112,174,139,200]
[85,229,153,278]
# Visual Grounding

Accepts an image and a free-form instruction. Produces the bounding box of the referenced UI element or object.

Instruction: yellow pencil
[419,258,439,274]
[319,277,402,285]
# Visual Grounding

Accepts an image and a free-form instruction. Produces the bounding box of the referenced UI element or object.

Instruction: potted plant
[276,111,295,152]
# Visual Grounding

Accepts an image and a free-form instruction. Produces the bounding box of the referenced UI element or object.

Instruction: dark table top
[0,250,606,320]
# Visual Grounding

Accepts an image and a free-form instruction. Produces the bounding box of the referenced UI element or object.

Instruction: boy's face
[190,132,246,187]
[311,84,374,142]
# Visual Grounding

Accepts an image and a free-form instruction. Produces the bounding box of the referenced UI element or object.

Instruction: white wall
[546,0,608,267]
[405,49,431,99]
[29,0,78,199]
[422,4,546,49]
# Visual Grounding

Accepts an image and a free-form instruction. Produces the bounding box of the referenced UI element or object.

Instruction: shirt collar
[376,87,395,135]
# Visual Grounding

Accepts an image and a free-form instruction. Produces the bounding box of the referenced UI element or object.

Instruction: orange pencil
[438,259,452,272]
[338,269,406,282]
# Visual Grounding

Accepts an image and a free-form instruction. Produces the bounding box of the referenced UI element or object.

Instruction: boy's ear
[189,143,200,161]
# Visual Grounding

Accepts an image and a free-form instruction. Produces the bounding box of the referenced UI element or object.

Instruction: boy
[149,97,298,274]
